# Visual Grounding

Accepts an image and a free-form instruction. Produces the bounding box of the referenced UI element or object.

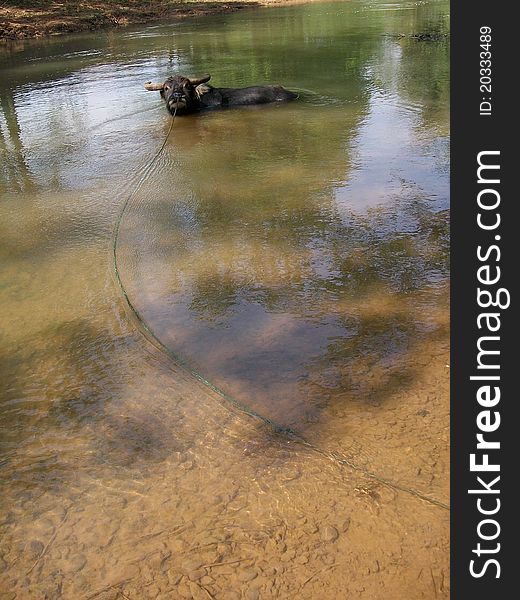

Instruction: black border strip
[451,1,515,596]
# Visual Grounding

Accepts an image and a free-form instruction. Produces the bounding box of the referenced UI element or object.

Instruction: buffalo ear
[188,74,211,86]
[195,83,211,99]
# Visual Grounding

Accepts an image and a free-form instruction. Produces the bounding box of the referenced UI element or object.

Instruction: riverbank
[0,0,286,41]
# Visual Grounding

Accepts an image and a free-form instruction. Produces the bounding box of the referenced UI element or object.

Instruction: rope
[112,105,293,434]
[111,107,449,512]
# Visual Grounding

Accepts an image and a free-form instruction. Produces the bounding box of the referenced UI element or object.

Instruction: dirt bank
[0,0,287,41]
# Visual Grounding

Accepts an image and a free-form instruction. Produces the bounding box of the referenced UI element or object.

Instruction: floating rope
[111,107,449,512]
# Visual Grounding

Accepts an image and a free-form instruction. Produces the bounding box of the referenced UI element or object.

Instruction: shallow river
[1,1,449,598]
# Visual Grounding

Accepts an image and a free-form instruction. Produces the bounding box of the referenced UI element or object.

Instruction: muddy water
[1,1,449,598]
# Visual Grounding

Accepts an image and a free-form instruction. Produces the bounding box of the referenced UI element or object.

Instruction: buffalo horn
[144,82,165,91]
[188,74,211,86]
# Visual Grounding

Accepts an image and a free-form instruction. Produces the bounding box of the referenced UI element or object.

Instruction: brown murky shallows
[1,1,450,598]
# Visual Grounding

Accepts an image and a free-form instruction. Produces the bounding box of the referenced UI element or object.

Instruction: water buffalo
[144,74,297,115]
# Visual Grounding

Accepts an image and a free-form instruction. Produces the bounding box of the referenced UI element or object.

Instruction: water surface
[1,2,450,598]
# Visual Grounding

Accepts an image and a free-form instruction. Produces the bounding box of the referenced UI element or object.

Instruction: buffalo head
[144,74,211,115]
